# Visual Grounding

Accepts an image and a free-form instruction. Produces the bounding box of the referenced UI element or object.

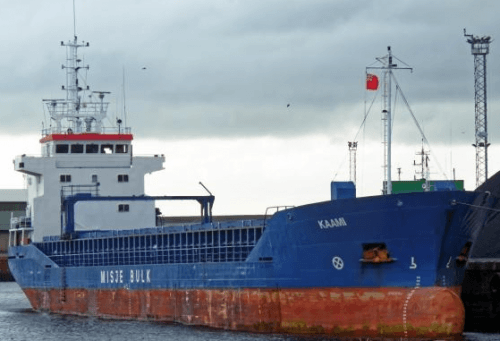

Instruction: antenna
[122,66,128,127]
[73,0,77,38]
[414,140,430,181]
[464,29,492,187]
[348,141,358,183]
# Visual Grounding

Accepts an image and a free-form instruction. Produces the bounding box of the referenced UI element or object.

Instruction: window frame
[60,174,72,183]
[101,144,114,154]
[115,144,129,154]
[71,144,84,154]
[118,204,130,212]
[118,174,129,183]
[56,144,69,154]
[86,144,99,154]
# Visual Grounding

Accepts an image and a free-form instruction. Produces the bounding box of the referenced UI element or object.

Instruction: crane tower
[464,29,492,187]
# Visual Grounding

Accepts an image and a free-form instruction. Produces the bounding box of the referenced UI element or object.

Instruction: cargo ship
[7,31,497,338]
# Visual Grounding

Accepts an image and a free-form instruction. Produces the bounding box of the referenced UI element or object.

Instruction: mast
[414,140,430,189]
[384,47,394,195]
[367,46,412,194]
[386,48,393,194]
[41,0,120,136]
[62,36,90,124]
[42,35,114,136]
[348,141,358,183]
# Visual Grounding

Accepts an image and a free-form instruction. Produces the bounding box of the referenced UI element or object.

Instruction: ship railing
[15,154,40,158]
[9,215,33,247]
[38,223,266,267]
[263,206,295,227]
[61,184,100,200]
[240,220,260,227]
[9,215,31,229]
[160,219,263,229]
[101,127,132,134]
[134,154,165,158]
[45,100,108,115]
[41,126,131,136]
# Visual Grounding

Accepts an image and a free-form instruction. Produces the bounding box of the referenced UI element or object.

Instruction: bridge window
[71,144,84,154]
[118,174,129,182]
[56,144,69,154]
[86,144,99,153]
[116,144,128,153]
[92,174,98,183]
[101,144,113,154]
[60,174,71,183]
[118,204,129,212]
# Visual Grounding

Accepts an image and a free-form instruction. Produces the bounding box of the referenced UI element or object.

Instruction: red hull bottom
[23,286,464,338]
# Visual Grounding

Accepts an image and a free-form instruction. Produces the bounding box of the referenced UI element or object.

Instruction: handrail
[61,184,100,200]
[41,126,132,136]
[263,206,294,227]
[16,153,163,158]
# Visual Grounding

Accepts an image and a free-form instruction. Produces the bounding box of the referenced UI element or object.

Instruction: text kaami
[317,217,347,229]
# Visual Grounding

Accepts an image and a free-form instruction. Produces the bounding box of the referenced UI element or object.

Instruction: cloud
[2,1,500,212]
[0,0,498,148]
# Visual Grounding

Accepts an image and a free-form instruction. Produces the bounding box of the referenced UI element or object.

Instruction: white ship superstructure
[12,36,164,242]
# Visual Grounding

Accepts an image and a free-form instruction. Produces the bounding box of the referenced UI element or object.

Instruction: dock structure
[0,189,26,281]
[463,259,500,331]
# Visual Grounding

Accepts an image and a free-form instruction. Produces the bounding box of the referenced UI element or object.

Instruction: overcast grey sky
[0,0,498,142]
[0,0,498,213]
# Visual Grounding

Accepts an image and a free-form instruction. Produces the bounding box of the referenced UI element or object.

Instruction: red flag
[366,73,379,91]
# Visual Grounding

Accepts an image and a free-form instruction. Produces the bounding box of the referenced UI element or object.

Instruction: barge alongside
[7,31,497,338]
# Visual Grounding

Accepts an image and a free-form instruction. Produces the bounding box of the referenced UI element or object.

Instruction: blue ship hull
[8,190,485,337]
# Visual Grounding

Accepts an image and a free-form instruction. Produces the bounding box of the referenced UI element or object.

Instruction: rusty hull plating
[24,286,464,338]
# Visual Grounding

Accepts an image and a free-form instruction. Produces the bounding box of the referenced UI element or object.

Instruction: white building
[0,189,26,252]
